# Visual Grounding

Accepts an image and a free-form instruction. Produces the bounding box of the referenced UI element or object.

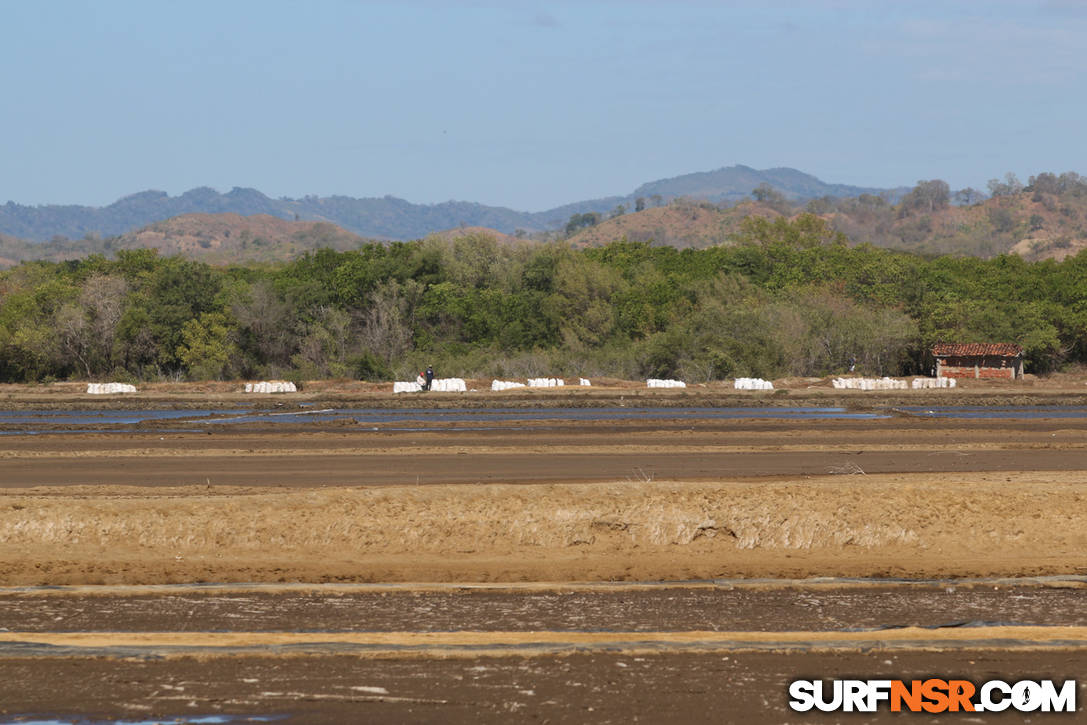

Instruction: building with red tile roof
[932,343,1024,379]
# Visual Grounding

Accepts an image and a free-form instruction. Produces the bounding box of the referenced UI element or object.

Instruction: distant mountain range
[0,165,902,243]
[4,169,1086,266]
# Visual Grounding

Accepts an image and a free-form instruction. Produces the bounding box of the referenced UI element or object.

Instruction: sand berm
[1,472,1084,585]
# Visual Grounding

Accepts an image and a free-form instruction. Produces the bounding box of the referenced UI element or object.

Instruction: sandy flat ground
[0,472,1085,584]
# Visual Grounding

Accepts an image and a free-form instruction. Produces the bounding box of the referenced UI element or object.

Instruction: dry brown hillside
[567,188,1087,260]
[110,213,372,262]
[0,233,28,268]
[826,189,1087,259]
[569,200,781,249]
[0,218,531,268]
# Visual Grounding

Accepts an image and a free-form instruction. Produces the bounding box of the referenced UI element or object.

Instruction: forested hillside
[2,216,1083,384]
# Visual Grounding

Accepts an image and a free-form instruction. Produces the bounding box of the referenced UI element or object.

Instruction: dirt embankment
[1,473,1084,585]
[3,378,1087,411]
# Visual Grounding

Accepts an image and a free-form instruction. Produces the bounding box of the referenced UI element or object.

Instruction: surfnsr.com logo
[789,678,1077,713]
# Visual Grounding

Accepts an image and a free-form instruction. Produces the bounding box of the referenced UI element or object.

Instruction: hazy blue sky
[4,1,1086,210]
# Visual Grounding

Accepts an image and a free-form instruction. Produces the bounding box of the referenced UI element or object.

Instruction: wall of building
[935,356,1022,379]
[936,365,1016,379]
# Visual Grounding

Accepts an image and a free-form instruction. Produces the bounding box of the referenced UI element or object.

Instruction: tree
[900,180,950,215]
[79,274,127,373]
[752,183,785,205]
[54,302,92,377]
[231,280,296,373]
[953,187,984,206]
[359,280,418,365]
[734,214,848,250]
[1027,172,1061,196]
[988,207,1015,233]
[177,312,237,380]
[806,196,836,215]
[551,256,622,347]
[441,233,502,289]
[291,306,352,378]
[987,173,1024,198]
[145,258,223,370]
[565,212,601,236]
[635,197,646,212]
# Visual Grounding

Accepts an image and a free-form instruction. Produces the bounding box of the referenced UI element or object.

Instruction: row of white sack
[88,380,297,394]
[86,382,138,394]
[911,377,957,388]
[393,378,468,393]
[405,378,685,391]
[244,381,297,393]
[492,378,592,391]
[833,376,958,390]
[734,378,774,390]
[88,380,299,394]
[832,377,909,390]
[651,378,773,389]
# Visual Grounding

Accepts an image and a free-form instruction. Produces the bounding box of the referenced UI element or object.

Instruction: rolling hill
[569,185,1087,260]
[4,166,1087,265]
[568,200,782,249]
[0,215,528,268]
[0,165,900,243]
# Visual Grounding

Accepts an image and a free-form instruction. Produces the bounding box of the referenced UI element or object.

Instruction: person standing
[425,365,434,391]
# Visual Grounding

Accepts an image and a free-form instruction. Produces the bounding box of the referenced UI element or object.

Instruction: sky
[4,0,1087,211]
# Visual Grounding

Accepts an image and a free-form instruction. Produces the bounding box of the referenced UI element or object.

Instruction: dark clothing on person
[425,366,434,391]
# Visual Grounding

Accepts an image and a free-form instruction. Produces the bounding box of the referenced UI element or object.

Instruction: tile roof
[932,343,1023,357]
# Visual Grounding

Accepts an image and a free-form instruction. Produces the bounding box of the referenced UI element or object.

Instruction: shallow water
[216,406,892,425]
[897,405,1087,419]
[4,404,1087,435]
[0,409,249,426]
[8,717,282,725]
[0,406,889,433]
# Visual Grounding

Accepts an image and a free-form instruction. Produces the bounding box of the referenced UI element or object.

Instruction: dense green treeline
[2,215,1085,383]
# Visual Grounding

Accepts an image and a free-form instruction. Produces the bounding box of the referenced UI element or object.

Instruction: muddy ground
[1,415,1087,488]
[3,582,1086,632]
[2,650,1084,723]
